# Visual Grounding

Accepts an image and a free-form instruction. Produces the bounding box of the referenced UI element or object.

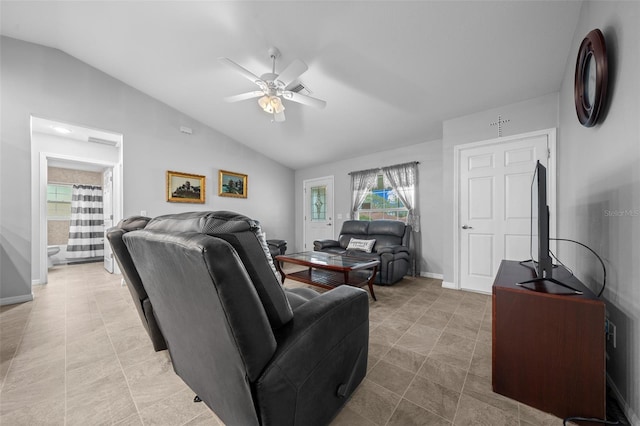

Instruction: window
[357,174,409,222]
[47,184,73,219]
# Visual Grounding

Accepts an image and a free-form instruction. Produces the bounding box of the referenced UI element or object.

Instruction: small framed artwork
[218,170,247,198]
[166,170,205,203]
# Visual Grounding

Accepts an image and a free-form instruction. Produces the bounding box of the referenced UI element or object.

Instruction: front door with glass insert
[303,176,334,251]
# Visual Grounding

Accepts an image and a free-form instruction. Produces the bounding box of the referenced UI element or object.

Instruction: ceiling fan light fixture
[258,95,271,112]
[258,95,285,114]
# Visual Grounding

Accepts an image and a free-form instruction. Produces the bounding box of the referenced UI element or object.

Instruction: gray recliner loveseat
[118,211,369,425]
[314,220,411,285]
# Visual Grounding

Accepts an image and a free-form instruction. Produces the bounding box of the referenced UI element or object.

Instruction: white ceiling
[1,1,582,170]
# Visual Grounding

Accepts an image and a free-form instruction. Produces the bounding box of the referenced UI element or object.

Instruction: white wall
[557,1,639,422]
[295,140,443,277]
[1,36,295,304]
[441,92,560,285]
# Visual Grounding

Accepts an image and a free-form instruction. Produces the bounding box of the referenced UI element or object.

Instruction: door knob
[462,225,473,229]
[327,223,332,226]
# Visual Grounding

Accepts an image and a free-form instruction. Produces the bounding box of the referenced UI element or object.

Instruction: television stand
[516,277,583,294]
[493,260,605,421]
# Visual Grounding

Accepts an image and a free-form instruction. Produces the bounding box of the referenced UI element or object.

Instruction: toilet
[47,246,60,268]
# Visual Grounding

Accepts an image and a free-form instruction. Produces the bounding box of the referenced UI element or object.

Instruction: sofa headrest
[116,215,151,232]
[146,211,255,234]
[340,220,369,235]
[367,220,406,237]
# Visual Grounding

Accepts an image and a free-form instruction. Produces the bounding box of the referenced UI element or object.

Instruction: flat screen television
[518,161,582,294]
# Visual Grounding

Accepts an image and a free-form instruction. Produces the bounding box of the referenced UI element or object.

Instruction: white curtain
[349,168,378,219]
[66,185,104,259]
[382,162,421,276]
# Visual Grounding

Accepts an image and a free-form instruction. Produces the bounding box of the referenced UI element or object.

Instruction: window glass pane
[310,185,326,221]
[356,173,409,224]
[47,184,73,218]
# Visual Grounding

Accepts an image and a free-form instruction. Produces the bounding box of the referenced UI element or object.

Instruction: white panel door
[103,168,114,273]
[303,176,334,251]
[459,134,550,293]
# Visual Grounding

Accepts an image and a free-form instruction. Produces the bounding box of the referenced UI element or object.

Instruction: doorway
[454,128,556,293]
[31,116,123,285]
[303,176,334,251]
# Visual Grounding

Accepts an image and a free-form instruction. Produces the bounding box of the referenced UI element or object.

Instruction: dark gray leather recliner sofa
[314,220,411,285]
[107,216,168,351]
[121,211,369,425]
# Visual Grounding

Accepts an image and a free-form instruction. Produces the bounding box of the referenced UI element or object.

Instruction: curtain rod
[348,161,420,176]
[48,181,102,186]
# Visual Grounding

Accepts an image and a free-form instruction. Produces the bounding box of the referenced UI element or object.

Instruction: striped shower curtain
[66,184,104,259]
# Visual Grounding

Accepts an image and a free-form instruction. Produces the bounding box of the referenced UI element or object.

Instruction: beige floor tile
[367,359,415,395]
[404,375,461,421]
[66,370,137,425]
[0,372,66,426]
[418,357,467,393]
[395,329,439,356]
[443,313,481,340]
[331,405,378,426]
[518,402,564,425]
[0,395,65,425]
[462,372,519,415]
[468,341,492,379]
[124,352,188,411]
[137,387,210,426]
[454,393,518,425]
[387,398,452,426]
[382,345,427,374]
[1,356,65,394]
[347,379,402,425]
[416,308,453,330]
[183,411,225,426]
[429,332,476,370]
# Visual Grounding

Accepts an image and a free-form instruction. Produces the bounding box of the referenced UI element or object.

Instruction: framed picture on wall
[166,170,205,203]
[218,170,247,198]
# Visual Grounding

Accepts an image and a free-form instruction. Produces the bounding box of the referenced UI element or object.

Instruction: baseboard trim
[420,272,444,280]
[1,293,34,306]
[607,373,640,426]
[442,281,458,290]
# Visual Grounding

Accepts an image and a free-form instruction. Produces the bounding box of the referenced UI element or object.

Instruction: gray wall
[1,36,295,304]
[441,92,560,285]
[557,1,639,422]
[295,140,443,277]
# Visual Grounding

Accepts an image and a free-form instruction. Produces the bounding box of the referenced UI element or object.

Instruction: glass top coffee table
[275,251,379,300]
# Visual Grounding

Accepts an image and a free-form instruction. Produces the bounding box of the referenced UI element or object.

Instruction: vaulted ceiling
[1,1,582,169]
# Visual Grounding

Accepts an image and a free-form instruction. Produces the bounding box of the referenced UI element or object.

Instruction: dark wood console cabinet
[492,260,605,421]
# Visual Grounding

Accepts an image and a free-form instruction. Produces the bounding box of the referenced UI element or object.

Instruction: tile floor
[0,262,566,425]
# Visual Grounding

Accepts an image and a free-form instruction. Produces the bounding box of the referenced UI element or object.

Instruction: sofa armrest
[313,239,340,251]
[255,286,369,424]
[377,244,409,255]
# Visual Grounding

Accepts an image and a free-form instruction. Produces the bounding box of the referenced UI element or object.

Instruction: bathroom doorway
[31,116,123,285]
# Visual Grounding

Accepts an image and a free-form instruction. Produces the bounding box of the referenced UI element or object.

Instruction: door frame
[38,152,123,284]
[452,128,557,290]
[302,175,335,251]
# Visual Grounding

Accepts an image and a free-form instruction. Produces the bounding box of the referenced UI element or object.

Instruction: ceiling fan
[219,47,326,122]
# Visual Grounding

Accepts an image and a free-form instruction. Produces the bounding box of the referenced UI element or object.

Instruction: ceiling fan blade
[276,59,308,87]
[223,91,264,103]
[273,110,286,122]
[282,91,327,109]
[218,57,262,84]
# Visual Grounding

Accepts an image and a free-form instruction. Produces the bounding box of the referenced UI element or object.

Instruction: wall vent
[288,82,311,96]
[87,136,118,147]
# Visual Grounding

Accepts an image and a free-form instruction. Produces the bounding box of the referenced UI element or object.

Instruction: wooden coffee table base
[284,267,378,301]
[275,252,379,301]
